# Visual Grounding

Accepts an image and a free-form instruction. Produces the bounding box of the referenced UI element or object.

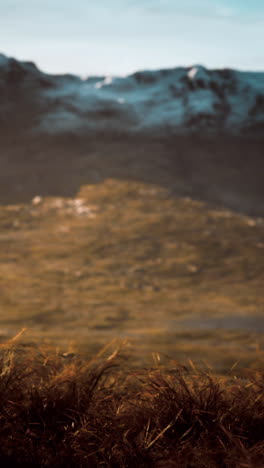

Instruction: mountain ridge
[1,53,263,136]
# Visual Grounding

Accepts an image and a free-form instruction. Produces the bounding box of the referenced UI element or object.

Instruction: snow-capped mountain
[0,53,263,136]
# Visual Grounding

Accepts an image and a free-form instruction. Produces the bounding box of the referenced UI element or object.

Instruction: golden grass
[0,335,263,467]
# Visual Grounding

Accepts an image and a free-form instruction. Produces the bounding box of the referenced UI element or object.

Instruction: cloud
[139,0,264,23]
[139,0,233,16]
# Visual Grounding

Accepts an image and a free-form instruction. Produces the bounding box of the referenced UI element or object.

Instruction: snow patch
[188,67,199,80]
[95,76,114,89]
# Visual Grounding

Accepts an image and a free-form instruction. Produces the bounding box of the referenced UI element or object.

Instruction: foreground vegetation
[0,336,263,468]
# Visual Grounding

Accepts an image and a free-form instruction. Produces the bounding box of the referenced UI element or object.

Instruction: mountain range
[0,53,263,216]
[0,53,263,136]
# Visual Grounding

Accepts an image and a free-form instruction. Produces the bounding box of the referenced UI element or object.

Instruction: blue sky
[0,0,263,75]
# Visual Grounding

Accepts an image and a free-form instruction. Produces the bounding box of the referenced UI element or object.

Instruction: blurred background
[0,0,263,373]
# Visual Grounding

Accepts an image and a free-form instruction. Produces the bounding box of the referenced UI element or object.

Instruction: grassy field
[0,177,263,372]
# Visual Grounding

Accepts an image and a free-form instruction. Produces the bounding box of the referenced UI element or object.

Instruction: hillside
[0,179,263,372]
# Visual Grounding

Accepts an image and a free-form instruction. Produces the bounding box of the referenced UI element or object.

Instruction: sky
[0,0,264,76]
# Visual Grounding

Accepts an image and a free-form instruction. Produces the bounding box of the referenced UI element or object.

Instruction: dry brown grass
[0,335,263,467]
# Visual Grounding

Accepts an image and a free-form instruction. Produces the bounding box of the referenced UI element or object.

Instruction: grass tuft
[0,338,263,467]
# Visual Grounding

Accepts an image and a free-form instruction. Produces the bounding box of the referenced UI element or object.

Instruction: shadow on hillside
[1,132,264,216]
